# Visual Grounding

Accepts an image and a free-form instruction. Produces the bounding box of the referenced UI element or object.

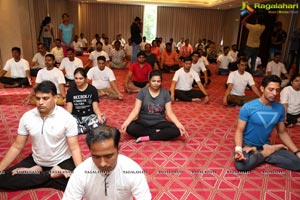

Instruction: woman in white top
[280,74,300,127]
[38,16,54,52]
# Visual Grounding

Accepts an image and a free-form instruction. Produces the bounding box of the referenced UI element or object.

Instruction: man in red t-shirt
[124,51,152,93]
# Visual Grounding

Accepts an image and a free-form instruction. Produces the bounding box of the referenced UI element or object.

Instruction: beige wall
[0,0,36,66]
[222,8,241,47]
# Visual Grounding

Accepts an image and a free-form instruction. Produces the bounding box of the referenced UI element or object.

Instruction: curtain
[79,3,144,44]
[33,0,74,41]
[157,6,225,48]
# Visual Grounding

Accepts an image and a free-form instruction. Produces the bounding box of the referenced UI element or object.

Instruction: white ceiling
[73,0,271,10]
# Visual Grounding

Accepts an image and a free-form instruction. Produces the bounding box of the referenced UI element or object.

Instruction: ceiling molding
[72,0,272,10]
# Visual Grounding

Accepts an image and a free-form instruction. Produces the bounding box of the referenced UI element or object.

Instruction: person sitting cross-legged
[87,56,123,100]
[0,81,82,191]
[59,48,83,86]
[66,68,106,134]
[234,75,300,172]
[223,57,261,106]
[0,47,32,88]
[170,56,209,103]
[26,54,66,106]
[280,73,300,127]
[124,51,152,93]
[121,70,188,143]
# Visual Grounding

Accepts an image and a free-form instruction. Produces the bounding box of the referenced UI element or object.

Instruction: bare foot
[243,146,257,153]
[12,165,42,176]
[261,144,287,158]
[192,98,201,103]
[4,83,19,88]
[50,165,72,179]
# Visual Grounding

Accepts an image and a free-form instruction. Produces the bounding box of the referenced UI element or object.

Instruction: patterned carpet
[0,66,299,200]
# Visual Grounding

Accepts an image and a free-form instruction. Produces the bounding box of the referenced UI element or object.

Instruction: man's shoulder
[22,108,39,118]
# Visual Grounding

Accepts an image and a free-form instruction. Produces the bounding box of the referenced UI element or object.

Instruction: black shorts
[286,113,300,125]
[133,81,148,88]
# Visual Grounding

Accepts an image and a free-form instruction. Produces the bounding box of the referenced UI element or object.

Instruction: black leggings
[0,77,29,87]
[126,121,180,141]
[0,155,75,191]
[174,89,205,102]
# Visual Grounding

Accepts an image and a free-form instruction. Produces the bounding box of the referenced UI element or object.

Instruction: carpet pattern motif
[0,67,299,200]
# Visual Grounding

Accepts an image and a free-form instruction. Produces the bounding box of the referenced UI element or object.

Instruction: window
[143,5,157,43]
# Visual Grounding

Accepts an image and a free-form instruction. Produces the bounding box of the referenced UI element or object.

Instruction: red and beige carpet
[0,66,299,200]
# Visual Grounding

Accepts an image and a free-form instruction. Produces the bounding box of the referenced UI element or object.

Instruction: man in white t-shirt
[110,40,127,69]
[59,48,83,85]
[103,37,113,57]
[50,38,64,65]
[87,56,123,100]
[78,33,88,50]
[266,52,291,87]
[170,57,209,103]
[30,43,49,76]
[63,125,151,200]
[191,51,210,86]
[0,81,82,191]
[280,74,300,126]
[27,54,66,106]
[0,47,31,88]
[217,46,234,75]
[223,57,261,106]
[85,42,110,68]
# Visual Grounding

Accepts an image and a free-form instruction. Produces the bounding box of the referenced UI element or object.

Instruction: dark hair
[134,17,141,22]
[86,126,120,149]
[184,56,192,62]
[37,42,44,47]
[237,56,248,64]
[137,51,146,57]
[274,52,281,57]
[290,73,300,83]
[166,42,172,46]
[45,54,55,61]
[62,13,69,18]
[191,51,200,57]
[96,41,103,46]
[114,40,121,45]
[11,47,21,53]
[261,75,282,88]
[34,81,57,96]
[223,46,230,51]
[55,38,61,42]
[149,70,162,81]
[74,68,87,78]
[145,43,151,48]
[66,48,74,53]
[97,55,106,62]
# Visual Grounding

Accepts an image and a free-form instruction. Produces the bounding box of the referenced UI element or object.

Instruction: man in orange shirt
[179,39,193,58]
[160,42,179,73]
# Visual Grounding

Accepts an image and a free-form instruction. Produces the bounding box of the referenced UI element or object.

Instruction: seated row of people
[1,46,299,129]
[1,75,300,199]
[0,80,151,199]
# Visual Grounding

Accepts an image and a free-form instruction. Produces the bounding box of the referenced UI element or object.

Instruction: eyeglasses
[104,173,109,196]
